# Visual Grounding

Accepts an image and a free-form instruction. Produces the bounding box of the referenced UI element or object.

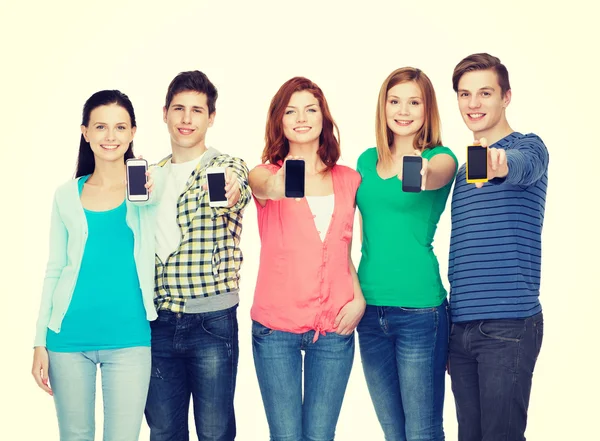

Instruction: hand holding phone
[466,144,488,184]
[402,155,423,193]
[206,167,228,207]
[284,159,305,198]
[126,158,149,202]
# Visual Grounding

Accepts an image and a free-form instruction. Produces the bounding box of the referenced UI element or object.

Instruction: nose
[182,109,192,124]
[468,95,481,109]
[296,111,307,123]
[105,128,116,141]
[398,103,410,115]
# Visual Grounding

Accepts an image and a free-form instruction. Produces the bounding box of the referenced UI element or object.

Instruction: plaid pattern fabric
[154,153,251,312]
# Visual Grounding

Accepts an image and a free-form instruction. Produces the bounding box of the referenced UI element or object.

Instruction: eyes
[173,106,203,113]
[95,125,127,131]
[285,108,319,115]
[388,99,421,106]
[459,91,492,98]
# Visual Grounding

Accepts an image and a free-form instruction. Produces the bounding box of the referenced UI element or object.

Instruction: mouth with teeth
[178,128,195,135]
[101,144,120,151]
[467,113,486,121]
[294,126,311,133]
[395,120,413,126]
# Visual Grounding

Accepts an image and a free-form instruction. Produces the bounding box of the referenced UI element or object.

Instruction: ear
[208,111,216,128]
[503,89,512,108]
[163,106,168,123]
[131,126,137,138]
[81,125,89,142]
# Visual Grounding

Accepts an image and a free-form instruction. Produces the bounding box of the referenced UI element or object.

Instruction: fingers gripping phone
[126,158,149,202]
[285,159,305,198]
[466,145,488,183]
[206,167,228,207]
[402,156,422,193]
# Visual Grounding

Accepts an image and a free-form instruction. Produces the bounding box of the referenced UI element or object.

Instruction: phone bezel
[466,145,489,183]
[126,158,149,202]
[206,167,229,207]
[401,155,422,193]
[284,159,306,198]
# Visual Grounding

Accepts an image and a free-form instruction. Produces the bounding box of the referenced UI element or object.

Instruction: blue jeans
[48,346,151,441]
[448,313,544,441]
[357,301,449,441]
[145,306,239,441]
[252,321,355,441]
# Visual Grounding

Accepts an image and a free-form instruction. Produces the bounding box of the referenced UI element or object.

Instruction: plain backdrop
[1,0,596,439]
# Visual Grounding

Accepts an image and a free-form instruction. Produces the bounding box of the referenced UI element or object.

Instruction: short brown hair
[262,77,340,168]
[375,67,442,168]
[452,53,511,97]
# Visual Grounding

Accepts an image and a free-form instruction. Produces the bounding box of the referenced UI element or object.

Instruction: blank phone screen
[285,160,305,197]
[128,165,147,195]
[467,147,487,180]
[208,172,227,201]
[403,157,422,191]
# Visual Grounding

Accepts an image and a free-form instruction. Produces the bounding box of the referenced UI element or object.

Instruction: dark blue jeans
[252,320,355,441]
[357,301,449,441]
[145,306,239,441]
[448,313,544,441]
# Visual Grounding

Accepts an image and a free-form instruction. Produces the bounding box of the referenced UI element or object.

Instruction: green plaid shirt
[153,149,251,313]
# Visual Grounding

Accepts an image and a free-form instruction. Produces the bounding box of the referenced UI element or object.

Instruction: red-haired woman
[248,77,365,440]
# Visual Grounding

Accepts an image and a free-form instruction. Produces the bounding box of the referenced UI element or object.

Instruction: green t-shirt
[356,146,458,307]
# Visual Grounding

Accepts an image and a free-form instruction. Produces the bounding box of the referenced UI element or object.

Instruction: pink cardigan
[250,163,361,339]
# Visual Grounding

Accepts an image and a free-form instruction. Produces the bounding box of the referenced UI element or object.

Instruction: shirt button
[176,313,182,318]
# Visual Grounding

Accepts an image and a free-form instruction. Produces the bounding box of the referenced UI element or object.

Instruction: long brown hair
[262,77,340,168]
[375,67,442,168]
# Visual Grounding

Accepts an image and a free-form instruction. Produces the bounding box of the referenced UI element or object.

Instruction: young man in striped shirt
[144,71,251,441]
[447,53,549,441]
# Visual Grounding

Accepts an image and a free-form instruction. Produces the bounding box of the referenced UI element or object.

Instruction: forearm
[249,168,278,200]
[424,154,457,191]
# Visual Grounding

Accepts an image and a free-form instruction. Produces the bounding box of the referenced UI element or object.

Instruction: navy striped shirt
[448,132,549,322]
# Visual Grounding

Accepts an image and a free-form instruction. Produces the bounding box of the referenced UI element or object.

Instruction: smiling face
[81,103,136,163]
[282,90,323,148]
[457,69,511,139]
[163,91,215,159]
[385,81,425,142]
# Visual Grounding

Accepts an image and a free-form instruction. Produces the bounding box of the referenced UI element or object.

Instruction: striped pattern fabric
[154,153,251,313]
[448,132,549,322]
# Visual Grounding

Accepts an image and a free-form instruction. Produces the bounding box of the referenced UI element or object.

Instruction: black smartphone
[285,159,305,198]
[126,158,149,202]
[466,145,488,183]
[206,167,228,207]
[402,156,422,193]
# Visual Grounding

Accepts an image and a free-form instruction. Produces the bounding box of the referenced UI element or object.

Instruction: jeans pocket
[535,321,544,356]
[398,306,436,313]
[478,320,525,343]
[202,311,235,341]
[251,320,275,337]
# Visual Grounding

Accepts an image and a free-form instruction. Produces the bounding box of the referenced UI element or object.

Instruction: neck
[88,159,126,187]
[171,143,207,164]
[390,135,416,158]
[474,119,513,146]
[288,141,325,173]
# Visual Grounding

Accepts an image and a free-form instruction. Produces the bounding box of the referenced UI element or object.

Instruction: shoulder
[54,177,82,200]
[498,132,546,149]
[210,153,249,169]
[253,162,280,174]
[357,147,377,165]
[334,164,361,189]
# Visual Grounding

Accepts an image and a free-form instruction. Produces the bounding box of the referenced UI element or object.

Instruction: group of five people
[32,52,548,441]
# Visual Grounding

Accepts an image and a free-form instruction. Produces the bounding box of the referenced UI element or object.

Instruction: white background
[1,0,596,439]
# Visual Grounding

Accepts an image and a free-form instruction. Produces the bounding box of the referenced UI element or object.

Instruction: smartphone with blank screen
[126,158,149,202]
[206,167,228,207]
[402,156,422,193]
[285,159,305,198]
[466,145,488,183]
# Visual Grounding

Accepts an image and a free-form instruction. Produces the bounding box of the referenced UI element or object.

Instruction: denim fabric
[448,312,544,441]
[252,321,355,441]
[145,305,239,441]
[48,346,151,441]
[357,300,449,441]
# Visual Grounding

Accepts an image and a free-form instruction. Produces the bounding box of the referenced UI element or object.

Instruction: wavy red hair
[262,77,340,168]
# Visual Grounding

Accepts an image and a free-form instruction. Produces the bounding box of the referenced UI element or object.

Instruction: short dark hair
[76,90,136,178]
[452,53,511,97]
[165,70,218,114]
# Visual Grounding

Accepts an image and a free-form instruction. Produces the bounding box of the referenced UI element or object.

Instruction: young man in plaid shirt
[145,71,251,441]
